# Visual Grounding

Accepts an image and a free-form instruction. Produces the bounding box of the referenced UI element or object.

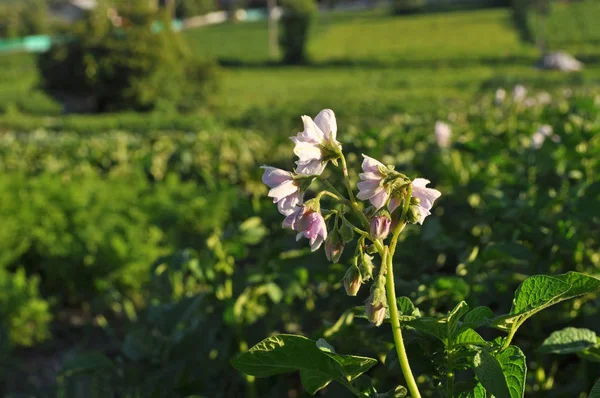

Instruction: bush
[0,268,52,347]
[38,1,218,113]
[279,0,316,65]
[391,0,426,15]
[0,0,49,38]
[510,0,551,45]
[174,0,216,18]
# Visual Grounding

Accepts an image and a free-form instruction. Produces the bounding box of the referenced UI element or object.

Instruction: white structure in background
[50,0,98,23]
[537,51,583,72]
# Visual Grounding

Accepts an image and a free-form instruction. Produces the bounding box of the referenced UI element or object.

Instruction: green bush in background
[0,0,50,38]
[38,0,219,113]
[391,0,426,15]
[279,0,317,64]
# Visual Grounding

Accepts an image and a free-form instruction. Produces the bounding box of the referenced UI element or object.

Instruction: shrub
[175,0,216,18]
[0,0,49,38]
[391,0,426,15]
[38,1,218,113]
[0,267,52,347]
[279,0,316,64]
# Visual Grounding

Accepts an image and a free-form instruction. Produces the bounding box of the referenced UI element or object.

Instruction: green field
[2,6,600,132]
[1,3,600,397]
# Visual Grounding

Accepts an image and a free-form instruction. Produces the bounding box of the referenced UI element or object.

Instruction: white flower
[434,121,452,148]
[524,97,537,108]
[531,125,559,149]
[357,155,389,209]
[513,85,527,102]
[411,178,441,225]
[261,166,304,215]
[495,88,507,105]
[290,109,341,176]
[537,91,552,105]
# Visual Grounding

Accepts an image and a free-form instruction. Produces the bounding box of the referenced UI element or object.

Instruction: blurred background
[0,0,599,397]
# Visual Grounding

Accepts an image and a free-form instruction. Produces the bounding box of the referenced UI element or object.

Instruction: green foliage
[279,0,316,64]
[391,0,426,15]
[538,327,598,354]
[473,346,526,398]
[0,267,52,347]
[231,335,377,394]
[37,0,219,112]
[175,0,216,18]
[591,380,600,398]
[0,0,50,38]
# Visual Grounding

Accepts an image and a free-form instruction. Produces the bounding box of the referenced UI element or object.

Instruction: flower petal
[370,188,389,209]
[291,137,322,162]
[277,191,303,216]
[268,180,298,201]
[361,154,385,174]
[261,166,292,187]
[300,116,325,143]
[296,159,327,176]
[314,109,337,141]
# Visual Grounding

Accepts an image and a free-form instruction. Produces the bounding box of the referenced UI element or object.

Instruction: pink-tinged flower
[365,300,386,327]
[343,266,361,296]
[324,231,344,262]
[410,178,442,225]
[282,206,327,251]
[357,155,389,209]
[290,109,341,176]
[434,121,452,148]
[261,166,304,215]
[370,214,391,240]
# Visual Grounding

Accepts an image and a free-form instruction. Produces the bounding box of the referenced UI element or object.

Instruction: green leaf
[453,328,488,347]
[494,272,600,332]
[474,350,511,398]
[457,383,486,398]
[231,334,377,395]
[407,317,448,342]
[396,297,416,316]
[407,302,469,345]
[448,301,470,335]
[578,345,600,363]
[496,346,527,398]
[511,275,570,315]
[461,306,494,330]
[590,379,600,398]
[474,346,526,398]
[376,385,408,397]
[59,353,115,377]
[538,327,598,354]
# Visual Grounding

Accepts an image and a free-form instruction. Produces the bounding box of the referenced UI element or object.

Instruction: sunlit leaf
[538,327,598,354]
[231,334,377,395]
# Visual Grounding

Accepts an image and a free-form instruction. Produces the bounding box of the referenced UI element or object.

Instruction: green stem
[502,321,521,350]
[384,247,421,398]
[319,177,348,203]
[339,153,370,229]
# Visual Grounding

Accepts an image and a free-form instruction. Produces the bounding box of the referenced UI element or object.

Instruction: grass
[2,5,600,132]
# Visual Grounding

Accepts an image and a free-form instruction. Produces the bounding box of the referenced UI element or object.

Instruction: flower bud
[410,196,420,206]
[325,230,344,262]
[406,205,421,224]
[339,218,354,243]
[370,213,391,240]
[365,300,386,327]
[343,266,362,296]
[358,254,374,282]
